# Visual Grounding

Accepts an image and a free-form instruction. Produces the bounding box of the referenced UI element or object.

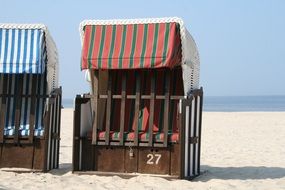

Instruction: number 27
[147,154,161,165]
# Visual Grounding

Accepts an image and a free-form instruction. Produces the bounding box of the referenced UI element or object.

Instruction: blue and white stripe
[0,28,45,74]
[2,73,47,137]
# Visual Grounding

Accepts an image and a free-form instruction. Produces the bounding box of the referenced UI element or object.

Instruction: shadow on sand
[49,163,72,175]
[49,164,285,180]
[196,165,285,181]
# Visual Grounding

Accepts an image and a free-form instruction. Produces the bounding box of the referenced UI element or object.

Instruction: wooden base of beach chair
[73,88,203,179]
[0,139,49,171]
[0,137,60,172]
[0,87,62,172]
[73,141,181,177]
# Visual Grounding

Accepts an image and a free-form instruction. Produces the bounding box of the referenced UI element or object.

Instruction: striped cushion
[0,73,47,137]
[4,128,44,137]
[92,131,179,143]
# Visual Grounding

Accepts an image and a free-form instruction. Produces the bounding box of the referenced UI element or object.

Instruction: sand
[0,109,285,190]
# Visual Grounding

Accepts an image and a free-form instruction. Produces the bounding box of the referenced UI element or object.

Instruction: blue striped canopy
[0,28,46,74]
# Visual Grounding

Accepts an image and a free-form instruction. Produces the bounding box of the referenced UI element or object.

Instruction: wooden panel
[0,139,48,171]
[105,71,112,145]
[124,147,138,173]
[90,70,99,144]
[197,90,203,175]
[119,73,126,145]
[95,146,125,172]
[43,103,51,172]
[72,97,81,171]
[192,97,197,176]
[180,100,187,179]
[148,71,155,146]
[134,73,141,146]
[33,139,46,170]
[47,98,55,169]
[14,75,24,144]
[163,70,171,147]
[81,139,93,171]
[0,75,8,143]
[28,75,38,143]
[98,71,108,130]
[53,91,61,169]
[138,147,170,175]
[188,101,193,177]
[51,95,58,169]
[170,144,180,175]
[0,144,34,169]
[56,91,62,168]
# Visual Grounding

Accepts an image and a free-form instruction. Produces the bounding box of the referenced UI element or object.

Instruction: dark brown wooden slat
[56,87,62,168]
[43,102,52,171]
[91,70,99,145]
[48,98,55,170]
[14,75,24,144]
[2,75,12,142]
[178,100,184,179]
[148,71,155,146]
[188,99,193,177]
[134,72,141,146]
[192,96,198,176]
[0,74,8,143]
[72,96,84,171]
[28,75,38,143]
[51,91,58,169]
[197,88,203,174]
[0,94,50,98]
[119,73,126,145]
[0,74,3,119]
[105,71,112,145]
[163,70,171,147]
[51,91,58,168]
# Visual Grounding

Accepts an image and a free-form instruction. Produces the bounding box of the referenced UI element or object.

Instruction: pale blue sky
[1,0,284,98]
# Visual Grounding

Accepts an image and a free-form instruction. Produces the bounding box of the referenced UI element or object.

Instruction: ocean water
[62,96,285,112]
[63,99,74,108]
[204,96,285,112]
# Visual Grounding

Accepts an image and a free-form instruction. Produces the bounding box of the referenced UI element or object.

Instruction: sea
[62,95,285,112]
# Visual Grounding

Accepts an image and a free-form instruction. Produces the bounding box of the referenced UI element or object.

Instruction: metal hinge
[189,137,199,144]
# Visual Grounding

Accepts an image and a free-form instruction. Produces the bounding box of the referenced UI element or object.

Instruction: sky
[1,0,284,98]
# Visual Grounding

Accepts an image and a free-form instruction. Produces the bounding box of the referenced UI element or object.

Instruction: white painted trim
[184,106,189,177]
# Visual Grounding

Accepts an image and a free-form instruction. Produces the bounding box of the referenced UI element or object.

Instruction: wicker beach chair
[73,17,203,179]
[0,24,61,172]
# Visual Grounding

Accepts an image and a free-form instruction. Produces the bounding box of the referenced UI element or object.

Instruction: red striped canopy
[81,22,182,70]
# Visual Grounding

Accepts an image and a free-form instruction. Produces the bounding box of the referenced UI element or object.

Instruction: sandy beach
[0,109,285,190]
